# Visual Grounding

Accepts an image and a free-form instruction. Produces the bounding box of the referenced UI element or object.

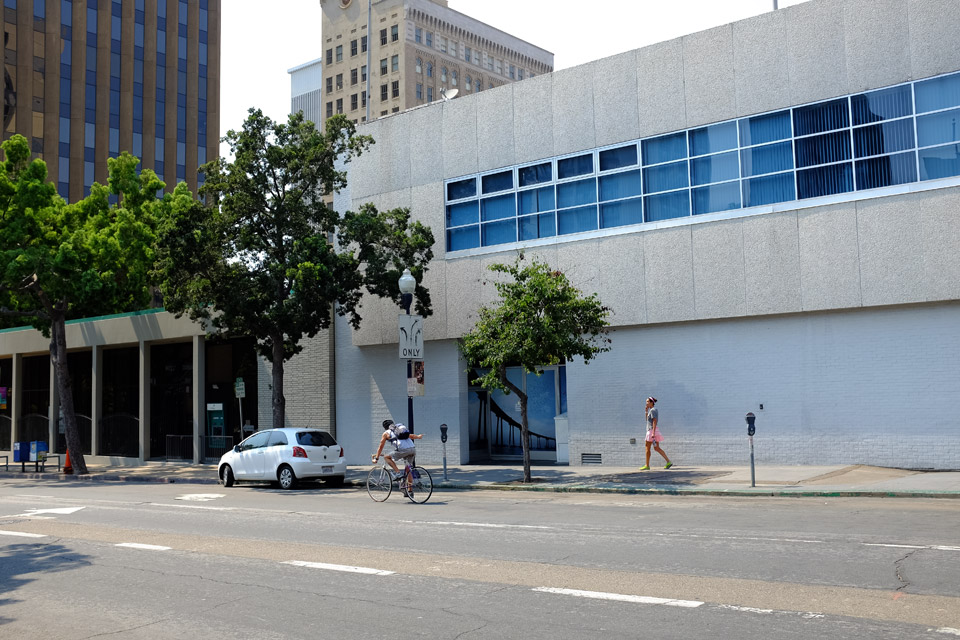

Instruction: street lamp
[398,268,416,433]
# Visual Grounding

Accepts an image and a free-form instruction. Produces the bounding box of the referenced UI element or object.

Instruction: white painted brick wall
[257,328,336,435]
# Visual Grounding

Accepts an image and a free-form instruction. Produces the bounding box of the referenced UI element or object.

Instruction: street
[1,479,959,639]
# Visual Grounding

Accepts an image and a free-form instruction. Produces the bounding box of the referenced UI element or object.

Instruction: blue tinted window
[518,162,551,186]
[519,213,556,240]
[739,111,791,146]
[914,73,960,114]
[447,226,479,251]
[557,153,593,179]
[795,131,851,168]
[853,119,915,157]
[446,200,478,227]
[519,186,554,214]
[644,191,689,221]
[689,121,738,156]
[480,194,516,222]
[557,178,596,208]
[61,0,72,24]
[642,161,688,193]
[692,181,741,215]
[917,108,960,148]
[690,151,739,186]
[797,163,853,199]
[481,170,512,194]
[482,219,516,246]
[918,144,960,180]
[855,151,917,190]
[600,198,643,229]
[599,170,641,201]
[740,141,793,177]
[793,98,849,136]
[557,205,598,235]
[642,132,686,165]
[447,177,475,200]
[598,145,637,171]
[851,85,912,125]
[743,172,796,207]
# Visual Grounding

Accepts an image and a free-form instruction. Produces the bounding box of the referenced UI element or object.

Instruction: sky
[220,0,812,144]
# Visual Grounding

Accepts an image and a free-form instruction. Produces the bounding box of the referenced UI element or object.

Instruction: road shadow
[0,541,92,626]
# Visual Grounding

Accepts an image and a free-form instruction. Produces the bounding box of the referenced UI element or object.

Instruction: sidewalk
[2,460,959,498]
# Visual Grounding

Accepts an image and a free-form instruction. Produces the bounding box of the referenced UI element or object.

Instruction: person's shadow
[0,542,91,626]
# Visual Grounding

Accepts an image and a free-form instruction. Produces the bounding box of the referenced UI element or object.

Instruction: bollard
[745,412,756,487]
[439,423,449,482]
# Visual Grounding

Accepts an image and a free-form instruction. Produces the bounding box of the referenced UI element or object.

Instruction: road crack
[894,548,920,591]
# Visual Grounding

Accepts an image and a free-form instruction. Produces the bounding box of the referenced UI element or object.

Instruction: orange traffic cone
[63,448,73,475]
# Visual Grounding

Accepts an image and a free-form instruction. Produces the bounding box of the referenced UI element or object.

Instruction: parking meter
[439,424,449,481]
[745,412,756,487]
[745,412,756,436]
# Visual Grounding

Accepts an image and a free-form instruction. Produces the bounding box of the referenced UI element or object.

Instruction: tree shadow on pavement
[0,541,92,626]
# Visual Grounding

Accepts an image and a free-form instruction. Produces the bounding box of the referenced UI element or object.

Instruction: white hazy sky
[220,0,812,143]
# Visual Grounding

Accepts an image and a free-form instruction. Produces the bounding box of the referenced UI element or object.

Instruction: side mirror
[233,445,241,453]
[745,412,756,437]
[439,423,448,443]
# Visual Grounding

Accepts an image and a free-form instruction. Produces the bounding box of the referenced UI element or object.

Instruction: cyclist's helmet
[382,419,395,430]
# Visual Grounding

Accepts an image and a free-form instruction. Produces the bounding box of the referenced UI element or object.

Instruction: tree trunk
[501,371,531,483]
[271,337,285,429]
[50,310,88,474]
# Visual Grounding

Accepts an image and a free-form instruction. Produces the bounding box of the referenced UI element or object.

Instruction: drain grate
[581,453,602,465]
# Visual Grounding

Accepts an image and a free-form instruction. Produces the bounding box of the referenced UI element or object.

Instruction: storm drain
[581,453,602,465]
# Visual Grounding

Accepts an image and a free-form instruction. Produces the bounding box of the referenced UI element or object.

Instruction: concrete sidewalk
[2,460,959,498]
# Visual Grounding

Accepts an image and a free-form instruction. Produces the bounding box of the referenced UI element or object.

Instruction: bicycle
[366,456,433,504]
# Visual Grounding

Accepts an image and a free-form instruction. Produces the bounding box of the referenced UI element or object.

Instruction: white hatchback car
[218,428,346,490]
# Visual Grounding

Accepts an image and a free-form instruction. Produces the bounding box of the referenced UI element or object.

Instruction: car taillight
[292,446,308,458]
[339,447,344,458]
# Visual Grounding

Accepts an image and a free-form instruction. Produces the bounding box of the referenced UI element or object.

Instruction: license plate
[322,466,333,474]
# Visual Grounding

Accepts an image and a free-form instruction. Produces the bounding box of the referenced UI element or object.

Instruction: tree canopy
[0,135,179,473]
[459,254,612,482]
[156,109,435,429]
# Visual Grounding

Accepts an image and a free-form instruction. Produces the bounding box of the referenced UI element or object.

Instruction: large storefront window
[19,355,49,443]
[100,347,139,457]
[0,358,11,450]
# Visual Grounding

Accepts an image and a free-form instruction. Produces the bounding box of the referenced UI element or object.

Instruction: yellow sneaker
[639,465,650,471]
[664,462,673,469]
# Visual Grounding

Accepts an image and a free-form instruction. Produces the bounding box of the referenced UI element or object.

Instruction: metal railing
[18,413,50,444]
[98,413,140,458]
[0,415,10,451]
[203,435,233,461]
[165,435,194,461]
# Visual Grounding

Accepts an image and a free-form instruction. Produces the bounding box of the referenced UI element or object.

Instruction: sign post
[399,314,424,434]
[234,377,246,434]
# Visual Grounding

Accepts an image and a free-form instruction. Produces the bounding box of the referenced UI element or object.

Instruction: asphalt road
[1,479,959,639]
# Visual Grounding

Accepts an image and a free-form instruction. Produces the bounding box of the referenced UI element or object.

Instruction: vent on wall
[581,453,602,465]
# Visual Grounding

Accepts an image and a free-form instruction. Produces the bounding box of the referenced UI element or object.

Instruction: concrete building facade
[331,0,960,470]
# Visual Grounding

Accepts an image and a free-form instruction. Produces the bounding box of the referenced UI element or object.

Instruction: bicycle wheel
[406,466,433,504]
[366,465,393,502]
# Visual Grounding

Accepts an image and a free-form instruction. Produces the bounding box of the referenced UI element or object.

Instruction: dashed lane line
[0,530,46,538]
[115,543,172,551]
[399,520,551,530]
[282,560,395,576]
[532,587,703,608]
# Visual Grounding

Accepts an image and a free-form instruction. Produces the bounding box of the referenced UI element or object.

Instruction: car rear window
[296,431,337,447]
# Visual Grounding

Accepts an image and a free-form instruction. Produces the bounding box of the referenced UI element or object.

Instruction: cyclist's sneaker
[392,471,405,480]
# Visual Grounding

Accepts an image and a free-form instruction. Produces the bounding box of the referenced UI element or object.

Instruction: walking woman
[641,397,673,470]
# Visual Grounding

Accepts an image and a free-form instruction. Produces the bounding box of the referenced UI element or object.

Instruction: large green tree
[459,255,612,482]
[0,135,175,474]
[156,109,434,429]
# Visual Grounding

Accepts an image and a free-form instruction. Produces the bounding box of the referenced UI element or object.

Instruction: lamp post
[398,268,417,434]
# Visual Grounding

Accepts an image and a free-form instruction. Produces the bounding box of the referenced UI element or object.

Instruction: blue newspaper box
[13,441,27,462]
[30,441,48,462]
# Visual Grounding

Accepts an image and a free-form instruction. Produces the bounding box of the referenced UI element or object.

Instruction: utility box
[12,441,28,462]
[206,403,225,437]
[30,440,48,462]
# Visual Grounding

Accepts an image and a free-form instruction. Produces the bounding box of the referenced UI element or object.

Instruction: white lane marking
[716,604,824,619]
[17,507,86,517]
[653,532,826,545]
[864,543,960,552]
[283,560,394,576]
[116,543,171,551]
[0,530,46,538]
[933,628,960,636]
[150,503,235,511]
[931,546,960,552]
[533,587,703,608]
[175,494,225,502]
[400,520,551,530]
[14,495,55,498]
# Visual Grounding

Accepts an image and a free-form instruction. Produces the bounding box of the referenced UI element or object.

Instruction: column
[11,354,22,444]
[90,346,102,456]
[49,358,59,451]
[191,334,205,463]
[138,340,150,462]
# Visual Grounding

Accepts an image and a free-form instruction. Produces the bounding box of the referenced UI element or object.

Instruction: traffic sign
[398,314,424,360]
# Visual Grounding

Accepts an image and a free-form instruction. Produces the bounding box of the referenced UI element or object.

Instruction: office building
[317,0,552,123]
[1,0,220,201]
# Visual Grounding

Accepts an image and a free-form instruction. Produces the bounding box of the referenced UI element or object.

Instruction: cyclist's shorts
[390,447,416,462]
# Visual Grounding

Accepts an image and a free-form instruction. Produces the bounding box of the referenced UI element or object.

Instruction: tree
[0,135,174,474]
[459,254,612,482]
[156,109,434,429]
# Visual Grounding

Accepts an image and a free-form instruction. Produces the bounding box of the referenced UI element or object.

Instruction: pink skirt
[645,429,663,443]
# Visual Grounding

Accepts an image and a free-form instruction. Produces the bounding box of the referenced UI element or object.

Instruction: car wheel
[277,465,297,490]
[325,475,345,488]
[220,465,235,487]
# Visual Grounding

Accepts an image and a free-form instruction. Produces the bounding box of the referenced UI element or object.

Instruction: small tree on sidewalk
[459,254,612,482]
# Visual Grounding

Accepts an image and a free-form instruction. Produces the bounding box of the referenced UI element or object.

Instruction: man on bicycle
[372,419,423,492]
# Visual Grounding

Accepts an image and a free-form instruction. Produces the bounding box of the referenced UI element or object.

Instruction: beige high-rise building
[317,0,552,123]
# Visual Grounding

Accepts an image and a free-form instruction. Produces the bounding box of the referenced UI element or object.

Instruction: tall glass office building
[1,0,219,202]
